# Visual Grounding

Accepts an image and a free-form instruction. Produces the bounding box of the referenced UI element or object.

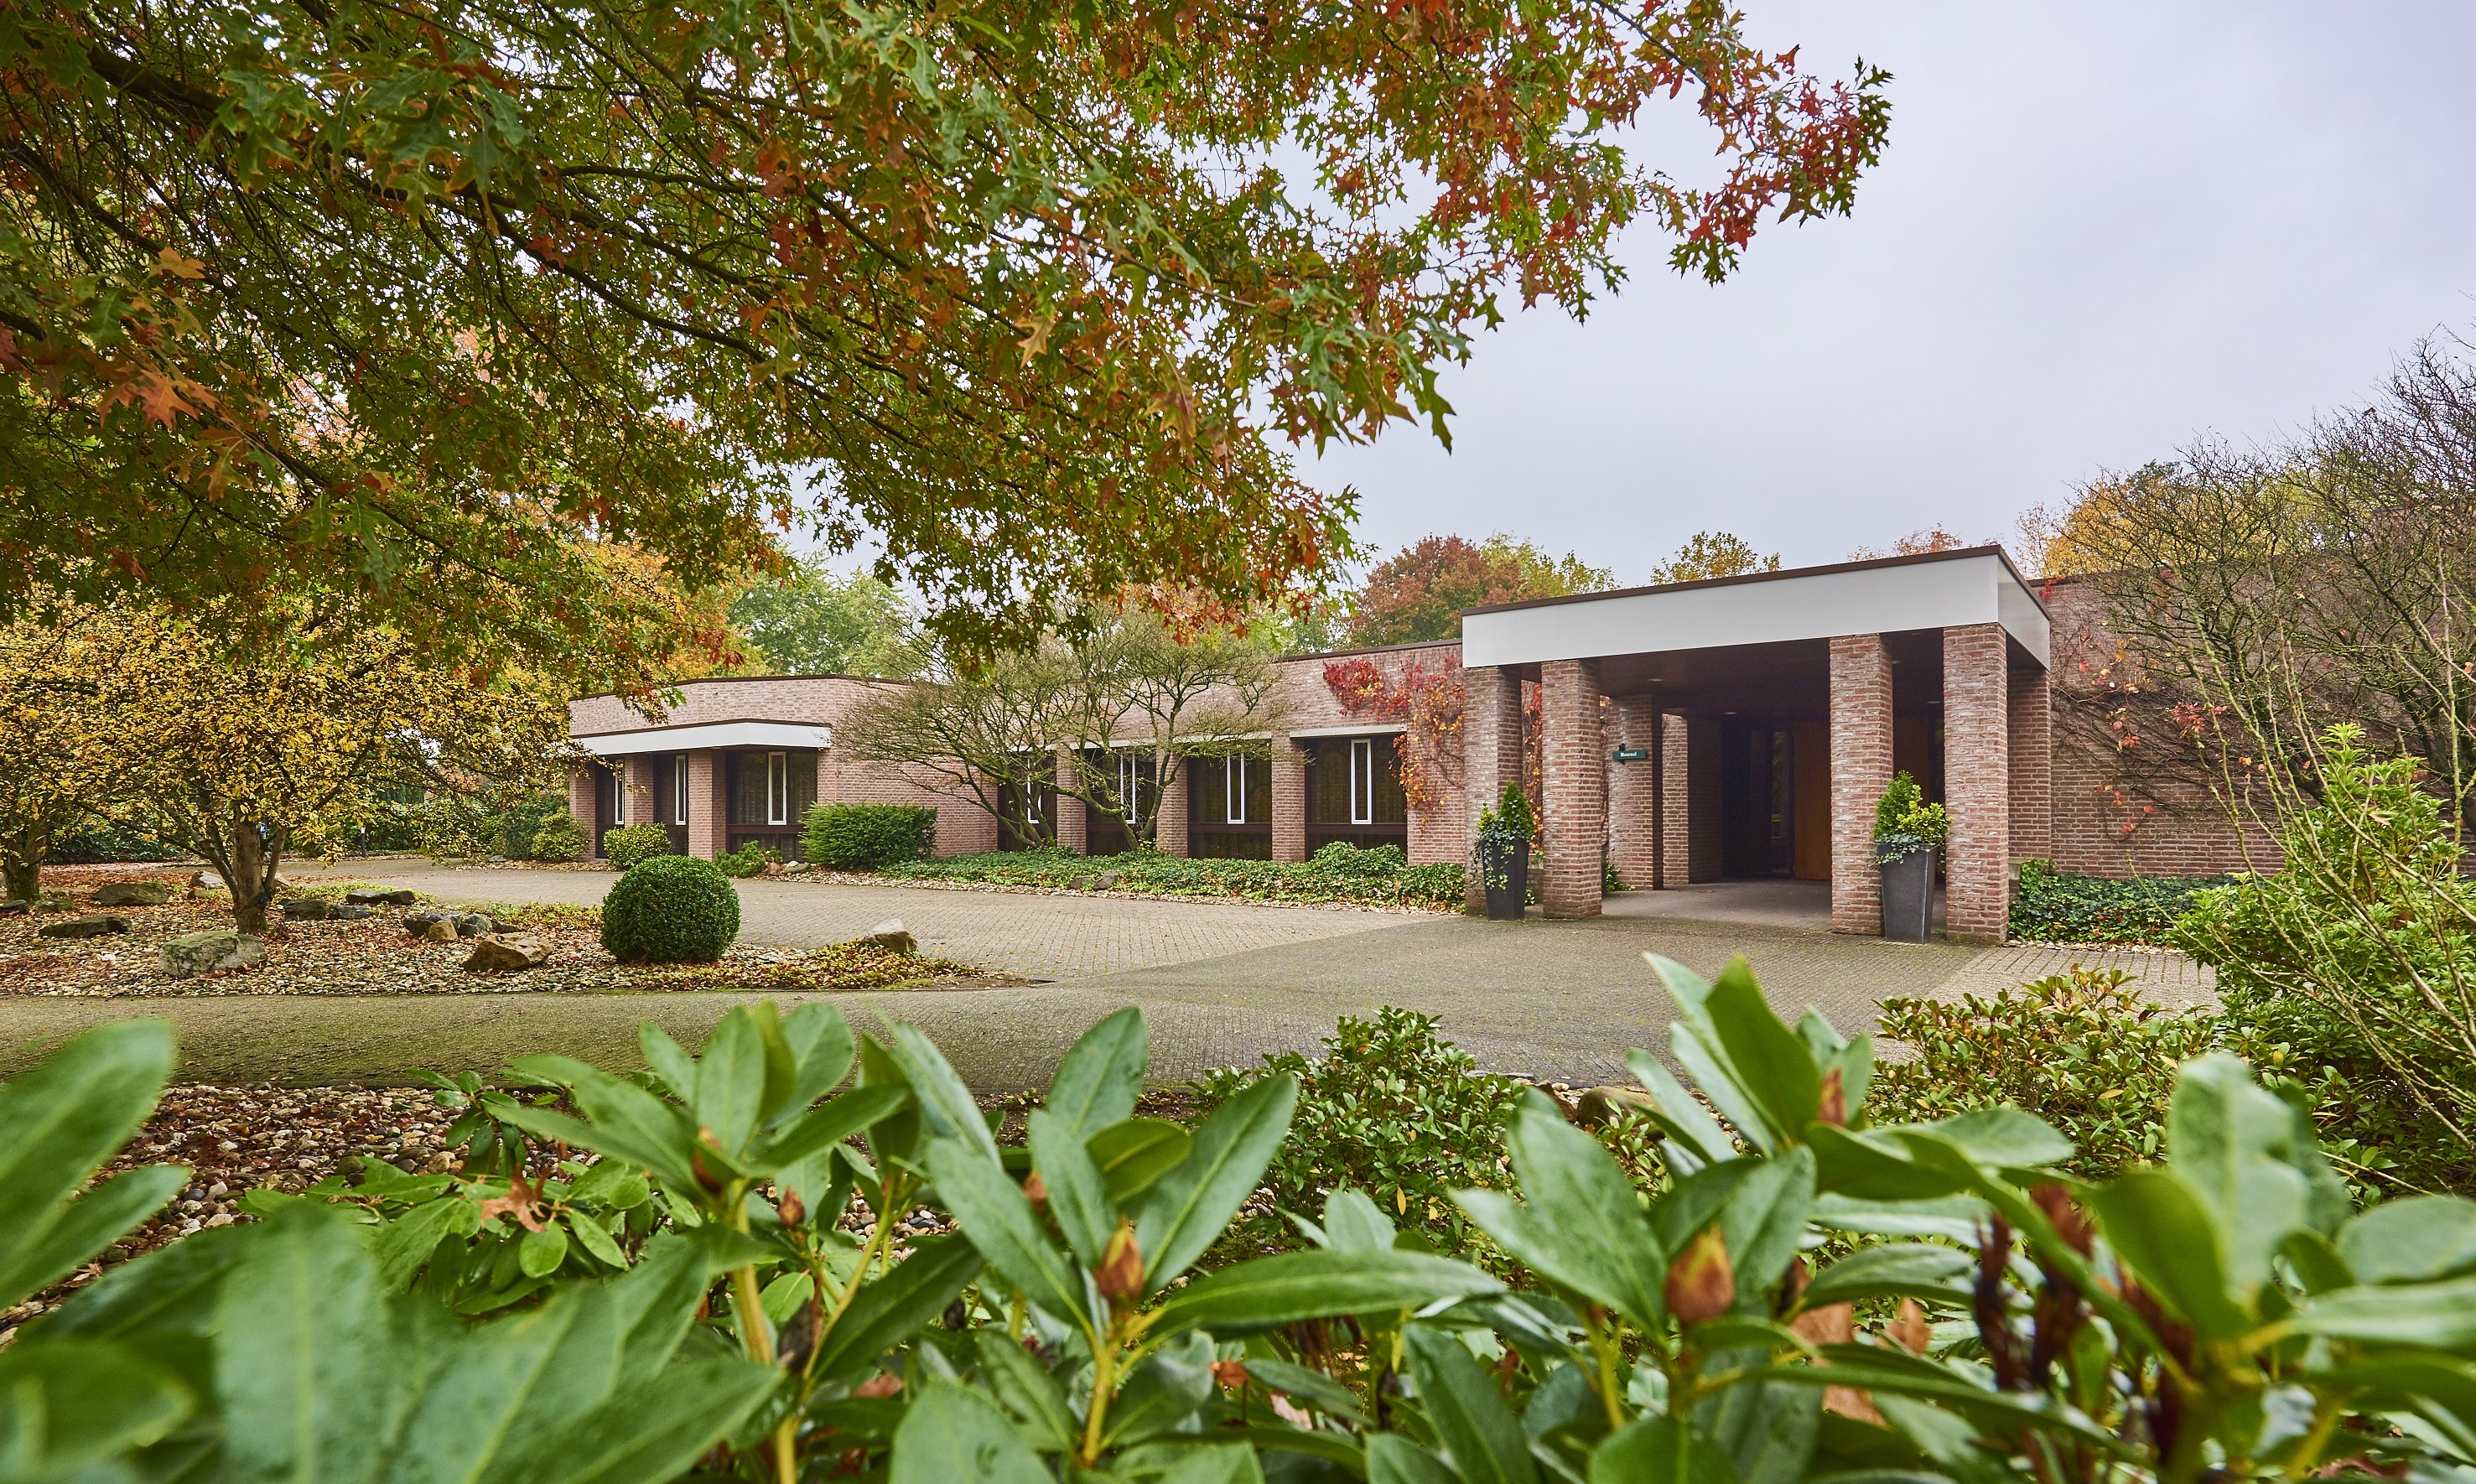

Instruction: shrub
[525,812,589,863]
[601,822,674,872]
[1871,768,1946,860]
[49,813,179,863]
[600,854,740,962]
[496,793,576,859]
[1198,1007,1527,1264]
[885,846,1466,907]
[1872,966,2222,1175]
[803,802,937,869]
[2177,726,2476,1191]
[2006,859,2227,944]
[714,842,776,878]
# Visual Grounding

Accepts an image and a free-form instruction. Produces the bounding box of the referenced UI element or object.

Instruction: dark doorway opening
[1719,717,1793,878]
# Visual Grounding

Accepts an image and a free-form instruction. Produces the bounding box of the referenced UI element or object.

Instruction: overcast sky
[1303,2,2476,581]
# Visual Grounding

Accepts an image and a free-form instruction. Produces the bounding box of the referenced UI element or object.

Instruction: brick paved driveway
[0,865,2211,1091]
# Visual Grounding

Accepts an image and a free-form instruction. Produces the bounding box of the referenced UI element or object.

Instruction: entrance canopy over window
[573,719,829,756]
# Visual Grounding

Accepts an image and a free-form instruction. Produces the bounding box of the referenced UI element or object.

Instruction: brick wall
[1943,624,2011,943]
[1539,659,1607,917]
[2009,665,2053,866]
[1659,713,1693,887]
[688,752,725,859]
[563,769,597,859]
[1607,696,1658,890]
[1829,634,1894,932]
[1052,748,1087,854]
[1462,665,1525,911]
[1156,760,1191,856]
[1270,734,1306,863]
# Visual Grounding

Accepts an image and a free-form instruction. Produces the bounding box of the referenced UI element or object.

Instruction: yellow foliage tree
[0,616,132,901]
[86,604,576,933]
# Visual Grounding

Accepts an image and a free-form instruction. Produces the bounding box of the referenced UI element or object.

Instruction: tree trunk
[222,814,285,936]
[1,818,39,903]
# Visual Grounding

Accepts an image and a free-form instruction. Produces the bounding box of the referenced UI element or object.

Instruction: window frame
[766,751,788,826]
[1224,756,1248,824]
[672,755,688,826]
[609,766,625,827]
[1349,739,1376,825]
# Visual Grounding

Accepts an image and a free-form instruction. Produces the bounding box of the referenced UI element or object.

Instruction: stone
[1095,871,1122,890]
[328,903,372,921]
[39,914,129,939]
[93,880,174,906]
[862,918,916,955]
[463,933,548,972]
[1570,1085,1660,1131]
[346,887,416,906]
[34,895,75,914]
[1070,874,1098,891]
[453,911,501,937]
[158,929,267,979]
[189,871,214,889]
[0,900,25,917]
[416,917,459,942]
[278,897,332,921]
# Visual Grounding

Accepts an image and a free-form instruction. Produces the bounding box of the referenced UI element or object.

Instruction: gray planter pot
[1879,848,1935,942]
[1478,835,1530,921]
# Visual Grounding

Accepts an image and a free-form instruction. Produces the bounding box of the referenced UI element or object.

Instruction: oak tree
[1347,533,1617,644]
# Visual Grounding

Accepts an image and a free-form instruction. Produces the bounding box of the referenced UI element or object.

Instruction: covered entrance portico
[1458,547,2050,943]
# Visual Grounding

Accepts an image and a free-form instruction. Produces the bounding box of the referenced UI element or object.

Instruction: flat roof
[1460,545,2049,670]
[574,719,832,756]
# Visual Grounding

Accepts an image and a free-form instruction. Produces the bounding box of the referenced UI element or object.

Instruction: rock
[1570,1085,1661,1131]
[39,914,129,939]
[0,900,25,917]
[158,929,267,978]
[189,871,214,889]
[94,880,174,906]
[862,918,916,955]
[278,897,332,921]
[1095,871,1122,890]
[346,887,416,906]
[34,895,75,915]
[451,911,501,937]
[463,933,548,972]
[416,918,459,943]
[328,903,372,921]
[1070,874,1098,890]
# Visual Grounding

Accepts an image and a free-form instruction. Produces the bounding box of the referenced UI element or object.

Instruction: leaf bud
[1665,1226,1735,1326]
[1815,1067,1846,1129]
[777,1189,807,1229]
[1096,1219,1145,1304]
[1022,1170,1048,1212]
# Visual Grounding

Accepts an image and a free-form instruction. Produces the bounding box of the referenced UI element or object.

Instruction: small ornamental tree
[1051,610,1289,848]
[0,612,132,901]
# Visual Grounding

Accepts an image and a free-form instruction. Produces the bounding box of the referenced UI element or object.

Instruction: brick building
[566,547,2249,942]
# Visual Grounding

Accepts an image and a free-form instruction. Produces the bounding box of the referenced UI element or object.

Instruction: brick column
[687,750,725,860]
[1155,760,1191,856]
[625,756,658,835]
[1945,624,2012,943]
[1270,734,1306,863]
[2008,664,2053,869]
[1462,666,1525,913]
[1658,713,1693,887]
[565,767,597,859]
[1539,658,1607,919]
[1829,635,1895,934]
[1607,696,1658,891]
[1053,747,1087,854]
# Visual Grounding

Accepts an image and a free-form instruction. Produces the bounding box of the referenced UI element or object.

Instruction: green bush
[49,813,179,863]
[525,812,588,862]
[496,793,575,860]
[1871,768,1946,861]
[602,822,674,872]
[885,844,1466,906]
[803,802,937,869]
[1199,1007,1526,1265]
[1872,966,2223,1175]
[2006,859,2228,944]
[715,841,776,878]
[600,854,740,963]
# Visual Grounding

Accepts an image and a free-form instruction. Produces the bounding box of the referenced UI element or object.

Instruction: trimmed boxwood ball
[600,854,740,963]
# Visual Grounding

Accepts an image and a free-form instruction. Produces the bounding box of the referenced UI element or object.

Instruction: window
[766,751,788,826]
[672,755,688,826]
[1349,739,1376,824]
[607,766,625,827]
[1223,756,1248,824]
[1117,753,1140,813]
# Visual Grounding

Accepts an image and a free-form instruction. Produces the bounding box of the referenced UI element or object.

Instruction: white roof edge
[1460,552,2048,669]
[1285,724,1407,739]
[574,721,832,756]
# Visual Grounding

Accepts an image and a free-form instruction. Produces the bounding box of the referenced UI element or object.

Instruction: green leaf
[1456,1091,1664,1329]
[0,1163,184,1308]
[925,1138,1085,1326]
[1154,1444,1269,1484]
[375,1196,483,1288]
[1719,1147,1815,1301]
[1695,1374,1818,1484]
[810,1234,985,1382]
[484,1355,780,1484]
[32,1222,250,1394]
[781,1003,858,1115]
[215,1203,392,1484]
[692,1006,769,1159]
[2281,1274,2476,1348]
[1029,1108,1115,1268]
[755,1084,909,1171]
[1319,1188,1400,1253]
[497,1066,701,1195]
[857,1035,922,1168]
[1046,1006,1148,1138]
[2083,1169,2253,1340]
[0,1337,192,1476]
[1087,1118,1191,1201]
[1799,1245,1975,1310]
[1405,1325,1537,1484]
[1589,1414,1741,1484]
[521,1223,571,1278]
[1627,1049,1736,1172]
[1104,1330,1217,1447]
[0,1019,177,1307]
[1368,1434,1463,1484]
[637,1024,697,1099]
[1705,959,1820,1142]
[1152,1248,1503,1337]
[889,1023,1002,1167]
[1807,1126,1967,1203]
[1904,1108,2073,1172]
[889,1378,1050,1484]
[2167,1053,2339,1286]
[972,1326,1078,1450]
[1133,1072,1296,1293]
[2340,1196,2476,1284]
[1240,1359,1369,1424]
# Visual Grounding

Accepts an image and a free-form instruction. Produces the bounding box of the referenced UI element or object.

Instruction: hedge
[2007,859,2229,945]
[600,854,741,963]
[803,802,937,869]
[882,841,1464,907]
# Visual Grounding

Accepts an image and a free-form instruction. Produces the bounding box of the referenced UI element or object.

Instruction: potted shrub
[1475,781,1535,921]
[1873,770,1947,942]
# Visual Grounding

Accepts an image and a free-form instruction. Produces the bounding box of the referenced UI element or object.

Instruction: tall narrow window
[1224,757,1248,824]
[1349,739,1375,825]
[609,767,625,827]
[766,751,788,825]
[672,755,688,826]
[1117,753,1139,813]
